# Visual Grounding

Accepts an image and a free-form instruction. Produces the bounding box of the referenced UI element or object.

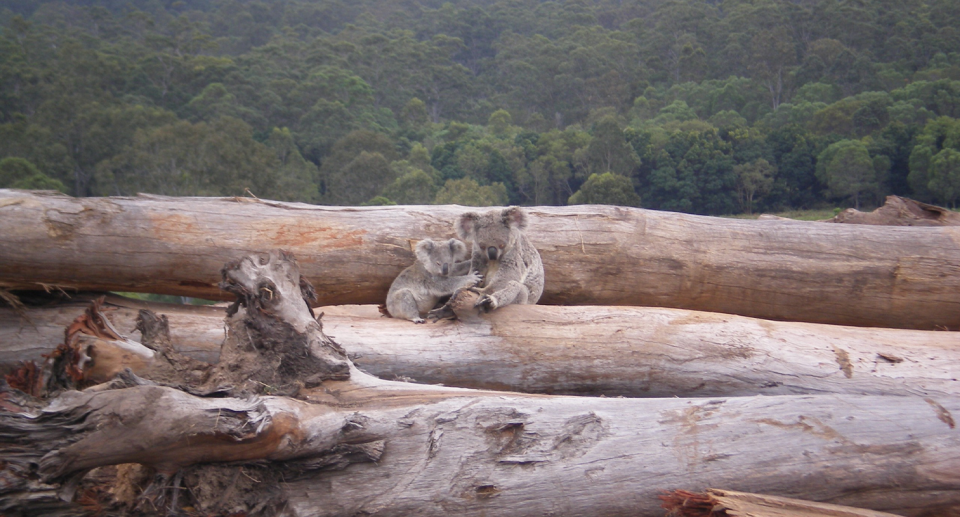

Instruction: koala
[434,206,544,316]
[386,238,481,323]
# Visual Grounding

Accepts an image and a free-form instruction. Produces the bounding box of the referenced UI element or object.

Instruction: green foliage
[793,83,842,105]
[434,178,508,206]
[401,99,429,129]
[734,158,775,214]
[363,195,397,206]
[816,139,878,209]
[748,27,796,110]
[653,100,698,125]
[114,292,217,306]
[5,0,958,214]
[320,130,399,204]
[324,150,395,206]
[584,116,640,178]
[0,157,66,192]
[636,127,737,215]
[382,168,438,205]
[929,148,960,207]
[568,172,641,207]
[96,116,284,197]
[0,157,39,186]
[488,109,512,136]
[909,117,960,204]
[267,127,320,203]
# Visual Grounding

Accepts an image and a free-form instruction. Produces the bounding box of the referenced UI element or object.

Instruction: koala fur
[386,238,481,323]
[454,206,544,313]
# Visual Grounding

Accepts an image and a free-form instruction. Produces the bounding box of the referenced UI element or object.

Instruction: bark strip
[660,488,904,517]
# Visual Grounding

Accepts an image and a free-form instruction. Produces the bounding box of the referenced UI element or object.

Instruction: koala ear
[456,212,480,239]
[448,238,466,257]
[414,239,434,264]
[501,206,528,230]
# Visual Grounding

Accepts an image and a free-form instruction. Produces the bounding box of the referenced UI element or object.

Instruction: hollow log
[3,190,960,329]
[4,295,960,399]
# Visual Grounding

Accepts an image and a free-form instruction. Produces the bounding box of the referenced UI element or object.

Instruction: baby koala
[386,238,482,323]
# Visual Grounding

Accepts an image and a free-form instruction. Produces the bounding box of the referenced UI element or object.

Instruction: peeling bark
[4,377,958,516]
[4,190,960,329]
[660,489,904,517]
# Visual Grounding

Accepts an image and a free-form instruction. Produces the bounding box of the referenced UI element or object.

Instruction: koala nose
[487,246,498,261]
[441,262,449,276]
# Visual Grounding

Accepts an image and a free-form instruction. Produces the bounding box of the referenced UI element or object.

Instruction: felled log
[824,196,960,226]
[4,295,960,398]
[5,378,959,516]
[660,489,903,517]
[3,190,960,329]
[2,252,959,517]
[0,294,225,375]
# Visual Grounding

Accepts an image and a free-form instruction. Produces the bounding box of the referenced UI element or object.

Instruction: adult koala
[445,206,544,314]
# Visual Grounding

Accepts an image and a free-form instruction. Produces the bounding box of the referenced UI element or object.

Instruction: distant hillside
[2,0,959,214]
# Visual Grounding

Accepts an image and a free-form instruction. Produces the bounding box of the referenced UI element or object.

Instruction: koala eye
[499,244,505,249]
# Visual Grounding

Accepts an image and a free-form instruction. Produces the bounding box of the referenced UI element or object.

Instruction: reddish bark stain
[148,213,198,237]
[251,220,366,249]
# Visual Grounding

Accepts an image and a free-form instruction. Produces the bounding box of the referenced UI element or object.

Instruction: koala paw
[464,271,483,285]
[475,294,498,313]
[412,317,425,324]
[427,305,456,322]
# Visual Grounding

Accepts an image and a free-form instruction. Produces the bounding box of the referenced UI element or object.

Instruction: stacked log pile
[1,189,958,516]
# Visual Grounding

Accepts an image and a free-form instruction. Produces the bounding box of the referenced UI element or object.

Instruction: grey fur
[386,238,481,323]
[455,206,544,313]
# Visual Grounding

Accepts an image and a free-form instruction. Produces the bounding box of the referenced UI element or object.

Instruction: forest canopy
[2,0,960,214]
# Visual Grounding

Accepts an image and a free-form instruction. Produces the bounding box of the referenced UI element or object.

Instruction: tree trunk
[4,295,960,399]
[4,378,959,516]
[3,190,960,330]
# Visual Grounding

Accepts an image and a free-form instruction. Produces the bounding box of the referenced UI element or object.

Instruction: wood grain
[5,296,958,398]
[3,191,960,329]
